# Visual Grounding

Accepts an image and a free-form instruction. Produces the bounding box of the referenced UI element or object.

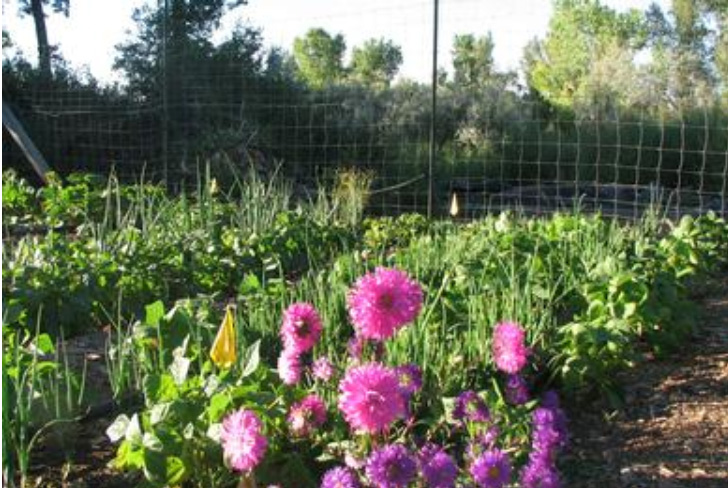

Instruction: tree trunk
[30,0,52,77]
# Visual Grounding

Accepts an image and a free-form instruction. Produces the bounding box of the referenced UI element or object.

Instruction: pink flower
[288,394,327,436]
[338,363,406,433]
[347,267,423,342]
[280,302,323,354]
[313,357,335,381]
[277,349,302,385]
[347,335,366,360]
[220,409,267,472]
[492,321,530,374]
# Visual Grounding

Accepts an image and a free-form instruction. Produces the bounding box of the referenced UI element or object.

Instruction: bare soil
[563,279,728,487]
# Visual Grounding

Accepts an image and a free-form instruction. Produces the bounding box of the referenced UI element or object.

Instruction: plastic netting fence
[3,0,727,218]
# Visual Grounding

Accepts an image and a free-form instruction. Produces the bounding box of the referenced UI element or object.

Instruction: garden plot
[3,171,728,488]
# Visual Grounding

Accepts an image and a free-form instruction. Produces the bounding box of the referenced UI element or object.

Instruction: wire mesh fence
[3,0,727,219]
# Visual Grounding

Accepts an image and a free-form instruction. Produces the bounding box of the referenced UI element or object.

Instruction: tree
[18,0,70,77]
[292,28,346,88]
[452,33,495,87]
[641,0,724,111]
[115,0,248,99]
[524,0,647,111]
[349,38,403,87]
[114,0,274,173]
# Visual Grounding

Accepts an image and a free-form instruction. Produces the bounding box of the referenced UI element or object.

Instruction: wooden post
[3,102,52,183]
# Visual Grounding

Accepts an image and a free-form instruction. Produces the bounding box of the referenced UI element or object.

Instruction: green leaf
[126,414,143,445]
[113,440,144,470]
[142,433,187,486]
[207,392,232,422]
[143,373,178,405]
[145,301,165,327]
[207,423,222,442]
[239,273,261,294]
[623,302,638,318]
[203,374,221,397]
[170,356,191,386]
[106,414,130,443]
[182,423,195,440]
[242,339,261,378]
[142,432,163,451]
[165,456,187,485]
[142,447,166,484]
[34,333,55,355]
[149,402,171,425]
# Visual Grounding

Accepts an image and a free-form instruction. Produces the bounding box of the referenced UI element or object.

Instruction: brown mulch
[27,417,138,488]
[563,280,728,487]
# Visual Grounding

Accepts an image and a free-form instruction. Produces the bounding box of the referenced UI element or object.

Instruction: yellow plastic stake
[211,305,237,369]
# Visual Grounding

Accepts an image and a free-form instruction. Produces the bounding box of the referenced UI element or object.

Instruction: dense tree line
[3,0,727,205]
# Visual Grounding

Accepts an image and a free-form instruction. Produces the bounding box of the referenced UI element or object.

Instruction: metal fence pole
[161,0,169,185]
[427,0,439,218]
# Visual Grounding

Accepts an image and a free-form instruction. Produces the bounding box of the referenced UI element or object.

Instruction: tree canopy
[292,28,346,88]
[349,38,403,87]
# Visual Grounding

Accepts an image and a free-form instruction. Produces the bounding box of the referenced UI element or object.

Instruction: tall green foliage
[292,28,346,88]
[452,33,495,88]
[524,0,647,111]
[349,38,403,88]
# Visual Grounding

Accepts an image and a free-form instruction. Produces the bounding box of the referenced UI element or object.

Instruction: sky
[2,0,671,84]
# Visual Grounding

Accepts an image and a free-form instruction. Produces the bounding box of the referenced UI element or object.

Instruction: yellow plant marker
[211,305,237,369]
[450,192,460,217]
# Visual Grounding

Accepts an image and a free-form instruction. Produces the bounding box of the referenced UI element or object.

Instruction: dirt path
[564,280,728,487]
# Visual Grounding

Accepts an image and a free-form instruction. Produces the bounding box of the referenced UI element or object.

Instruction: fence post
[427,0,439,218]
[160,0,169,185]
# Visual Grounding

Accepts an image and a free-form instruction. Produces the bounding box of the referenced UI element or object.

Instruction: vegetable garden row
[3,170,727,487]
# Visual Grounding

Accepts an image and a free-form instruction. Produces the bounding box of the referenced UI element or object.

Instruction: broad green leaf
[34,334,55,355]
[113,440,144,470]
[203,374,220,397]
[143,373,178,405]
[142,432,163,451]
[182,423,195,440]
[145,301,165,327]
[165,456,187,485]
[126,414,143,445]
[106,414,130,443]
[623,302,638,318]
[149,402,171,425]
[170,356,191,386]
[242,339,261,378]
[206,423,222,442]
[207,392,232,422]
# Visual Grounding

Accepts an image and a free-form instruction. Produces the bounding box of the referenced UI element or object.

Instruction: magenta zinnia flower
[365,444,417,488]
[492,321,530,374]
[338,363,406,433]
[470,449,511,488]
[280,302,323,354]
[347,267,423,341]
[277,349,302,385]
[321,466,360,488]
[313,357,335,381]
[347,334,366,360]
[288,394,327,437]
[220,409,267,472]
